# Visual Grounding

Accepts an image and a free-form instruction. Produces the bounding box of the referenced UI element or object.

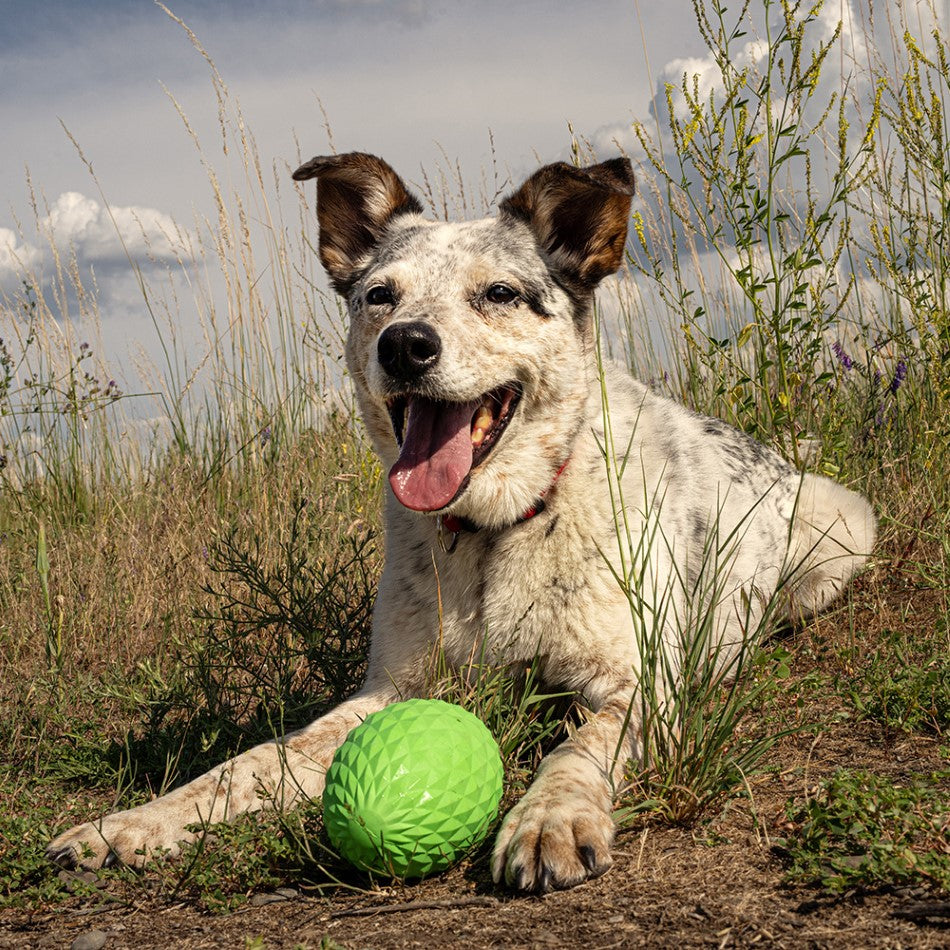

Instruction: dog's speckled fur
[48,153,876,892]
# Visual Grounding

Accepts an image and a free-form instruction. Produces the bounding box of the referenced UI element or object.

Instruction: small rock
[249,891,289,907]
[71,930,108,950]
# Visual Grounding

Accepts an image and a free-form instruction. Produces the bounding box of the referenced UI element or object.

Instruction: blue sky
[1,0,684,221]
[0,2,700,342]
[0,0,946,384]
[1,0,713,389]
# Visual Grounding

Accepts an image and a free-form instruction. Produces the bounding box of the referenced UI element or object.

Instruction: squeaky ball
[322,699,504,878]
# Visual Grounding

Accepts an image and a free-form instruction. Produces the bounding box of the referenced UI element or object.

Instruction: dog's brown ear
[292,152,423,293]
[501,157,634,289]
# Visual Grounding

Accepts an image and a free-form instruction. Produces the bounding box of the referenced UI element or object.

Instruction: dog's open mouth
[386,383,522,512]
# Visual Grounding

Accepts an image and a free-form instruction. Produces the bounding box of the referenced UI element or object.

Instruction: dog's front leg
[47,689,394,870]
[491,689,639,892]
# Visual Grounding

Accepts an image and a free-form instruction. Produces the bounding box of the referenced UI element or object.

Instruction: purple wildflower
[832,341,853,371]
[888,359,907,395]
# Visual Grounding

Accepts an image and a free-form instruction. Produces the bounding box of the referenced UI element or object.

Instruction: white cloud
[652,0,872,133]
[660,38,770,120]
[0,228,42,284]
[572,0,886,168]
[1,192,190,331]
[41,192,184,268]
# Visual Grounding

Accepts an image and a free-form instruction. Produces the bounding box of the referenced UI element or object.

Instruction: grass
[0,0,949,924]
[843,627,950,737]
[778,764,950,894]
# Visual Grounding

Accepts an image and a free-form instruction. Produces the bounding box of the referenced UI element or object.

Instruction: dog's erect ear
[292,152,423,293]
[501,157,634,289]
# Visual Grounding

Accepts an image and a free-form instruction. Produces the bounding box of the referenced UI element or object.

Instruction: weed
[778,766,950,894]
[98,498,377,795]
[425,647,570,769]
[624,0,879,460]
[844,634,950,737]
[126,656,572,907]
[160,809,318,914]
[189,500,375,725]
[596,322,802,827]
[34,521,64,680]
[0,781,93,908]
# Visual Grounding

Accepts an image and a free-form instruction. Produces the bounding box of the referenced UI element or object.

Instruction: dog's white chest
[426,511,635,698]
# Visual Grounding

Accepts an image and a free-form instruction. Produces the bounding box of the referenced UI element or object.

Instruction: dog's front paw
[47,809,188,870]
[491,779,615,892]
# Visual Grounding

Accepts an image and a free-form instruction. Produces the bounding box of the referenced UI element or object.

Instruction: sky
[0,0,703,380]
[0,0,947,405]
[1,0,681,231]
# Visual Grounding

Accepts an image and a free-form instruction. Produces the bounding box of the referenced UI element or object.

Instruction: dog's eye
[366,285,395,307]
[485,284,518,305]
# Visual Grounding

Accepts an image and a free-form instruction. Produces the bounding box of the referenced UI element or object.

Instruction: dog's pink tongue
[389,396,478,511]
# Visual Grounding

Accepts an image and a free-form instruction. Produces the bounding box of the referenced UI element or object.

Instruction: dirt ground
[4,726,948,950]
[3,834,947,949]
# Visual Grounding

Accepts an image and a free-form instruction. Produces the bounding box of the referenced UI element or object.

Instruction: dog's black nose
[377,322,441,382]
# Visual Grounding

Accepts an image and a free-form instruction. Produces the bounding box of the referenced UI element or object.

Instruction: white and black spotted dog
[49,153,876,892]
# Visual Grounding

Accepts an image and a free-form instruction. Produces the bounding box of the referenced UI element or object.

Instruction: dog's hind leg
[491,689,640,892]
[784,473,877,620]
[47,689,394,870]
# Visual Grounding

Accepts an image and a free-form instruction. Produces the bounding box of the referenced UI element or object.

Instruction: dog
[48,152,875,892]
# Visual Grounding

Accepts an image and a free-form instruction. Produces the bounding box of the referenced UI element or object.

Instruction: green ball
[322,699,504,879]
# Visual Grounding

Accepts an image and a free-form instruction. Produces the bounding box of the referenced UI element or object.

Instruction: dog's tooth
[471,405,493,446]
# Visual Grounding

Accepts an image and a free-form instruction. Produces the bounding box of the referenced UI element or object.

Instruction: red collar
[437,456,570,550]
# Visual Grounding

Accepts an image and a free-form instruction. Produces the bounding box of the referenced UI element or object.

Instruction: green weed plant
[779,766,950,894]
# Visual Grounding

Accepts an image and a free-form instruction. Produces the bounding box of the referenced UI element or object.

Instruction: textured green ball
[323,699,504,879]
